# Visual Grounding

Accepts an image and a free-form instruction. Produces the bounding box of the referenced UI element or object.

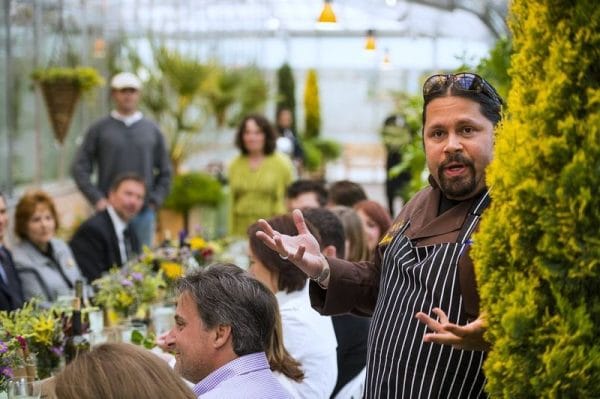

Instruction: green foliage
[454,37,513,102]
[471,1,600,397]
[164,172,224,232]
[476,37,512,101]
[276,63,297,131]
[301,139,321,171]
[130,329,156,349]
[204,68,241,127]
[163,172,223,213]
[31,67,104,93]
[140,47,213,172]
[387,92,428,201]
[229,66,269,126]
[303,69,321,139]
[155,47,211,103]
[301,137,342,172]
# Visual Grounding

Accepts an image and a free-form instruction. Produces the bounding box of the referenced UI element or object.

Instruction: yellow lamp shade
[318,1,337,24]
[365,30,376,51]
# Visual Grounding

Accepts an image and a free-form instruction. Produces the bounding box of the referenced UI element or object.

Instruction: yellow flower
[141,246,155,263]
[32,315,55,346]
[189,237,206,250]
[161,261,184,280]
[117,291,134,308]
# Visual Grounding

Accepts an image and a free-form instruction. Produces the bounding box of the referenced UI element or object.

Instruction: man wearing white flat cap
[72,72,172,249]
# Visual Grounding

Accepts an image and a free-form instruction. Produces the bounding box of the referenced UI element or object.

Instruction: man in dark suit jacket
[70,174,145,282]
[0,192,25,311]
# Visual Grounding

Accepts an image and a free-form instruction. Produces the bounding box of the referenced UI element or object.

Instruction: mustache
[440,153,474,169]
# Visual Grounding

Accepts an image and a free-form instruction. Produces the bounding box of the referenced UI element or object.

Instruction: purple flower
[131,272,143,282]
[0,341,7,355]
[121,279,133,287]
[50,346,63,357]
[0,366,14,378]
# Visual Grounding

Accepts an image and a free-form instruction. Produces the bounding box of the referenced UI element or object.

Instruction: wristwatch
[310,264,330,288]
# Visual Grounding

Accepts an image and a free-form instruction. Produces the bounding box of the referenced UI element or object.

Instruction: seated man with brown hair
[70,173,145,282]
[164,263,292,399]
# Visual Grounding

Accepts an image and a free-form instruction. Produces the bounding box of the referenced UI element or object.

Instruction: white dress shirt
[106,205,129,263]
[276,282,338,399]
[0,245,8,283]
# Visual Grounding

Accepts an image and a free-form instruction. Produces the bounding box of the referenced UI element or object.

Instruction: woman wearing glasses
[257,73,503,398]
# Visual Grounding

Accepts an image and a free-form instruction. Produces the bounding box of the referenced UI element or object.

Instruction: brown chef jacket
[310,181,484,322]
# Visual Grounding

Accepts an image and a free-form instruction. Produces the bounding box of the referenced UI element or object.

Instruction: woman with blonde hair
[329,206,370,262]
[53,342,195,399]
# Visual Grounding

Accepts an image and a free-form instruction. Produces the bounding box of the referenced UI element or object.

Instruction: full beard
[437,154,478,199]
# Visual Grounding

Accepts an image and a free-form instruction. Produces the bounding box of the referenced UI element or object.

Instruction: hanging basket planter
[31,67,104,144]
[39,80,81,144]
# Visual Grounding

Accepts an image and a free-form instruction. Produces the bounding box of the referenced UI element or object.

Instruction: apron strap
[456,189,491,244]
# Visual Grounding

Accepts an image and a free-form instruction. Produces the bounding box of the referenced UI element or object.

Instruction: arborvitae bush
[472,1,600,397]
[303,69,321,139]
[276,63,297,132]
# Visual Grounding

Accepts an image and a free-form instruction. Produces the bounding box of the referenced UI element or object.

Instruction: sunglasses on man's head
[422,73,503,106]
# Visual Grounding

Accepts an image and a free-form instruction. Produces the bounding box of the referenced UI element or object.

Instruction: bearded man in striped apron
[257,72,503,398]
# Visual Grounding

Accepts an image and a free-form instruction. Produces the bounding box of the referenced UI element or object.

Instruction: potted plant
[301,68,342,176]
[162,172,223,233]
[31,67,104,143]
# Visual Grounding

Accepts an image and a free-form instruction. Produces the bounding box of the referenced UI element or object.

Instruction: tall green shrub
[230,66,269,126]
[276,63,296,132]
[303,69,321,139]
[472,1,600,397]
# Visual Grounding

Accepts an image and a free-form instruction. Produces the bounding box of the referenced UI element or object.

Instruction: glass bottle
[64,298,90,364]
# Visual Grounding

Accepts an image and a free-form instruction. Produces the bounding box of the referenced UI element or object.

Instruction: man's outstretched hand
[256,209,329,281]
[415,307,490,352]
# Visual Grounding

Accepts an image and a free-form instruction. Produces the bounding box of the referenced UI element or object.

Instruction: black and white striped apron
[365,191,490,399]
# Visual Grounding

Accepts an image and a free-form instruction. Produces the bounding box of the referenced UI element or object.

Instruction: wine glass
[7,377,41,399]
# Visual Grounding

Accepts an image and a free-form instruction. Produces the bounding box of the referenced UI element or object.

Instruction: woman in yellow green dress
[228,114,294,237]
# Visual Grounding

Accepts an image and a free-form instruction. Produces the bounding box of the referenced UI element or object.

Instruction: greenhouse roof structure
[12,0,508,42]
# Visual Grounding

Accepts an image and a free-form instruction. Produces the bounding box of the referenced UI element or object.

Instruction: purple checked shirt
[192,352,293,399]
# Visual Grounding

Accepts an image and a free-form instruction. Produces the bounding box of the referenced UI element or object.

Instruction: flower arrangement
[0,337,25,392]
[139,231,226,295]
[0,301,65,380]
[92,261,166,320]
[93,231,228,322]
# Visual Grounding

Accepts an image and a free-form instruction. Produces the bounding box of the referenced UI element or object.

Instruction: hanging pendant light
[381,48,392,70]
[317,0,337,24]
[365,29,376,51]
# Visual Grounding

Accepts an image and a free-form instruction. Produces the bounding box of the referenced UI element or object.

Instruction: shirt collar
[192,352,270,396]
[106,205,128,234]
[110,110,143,127]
